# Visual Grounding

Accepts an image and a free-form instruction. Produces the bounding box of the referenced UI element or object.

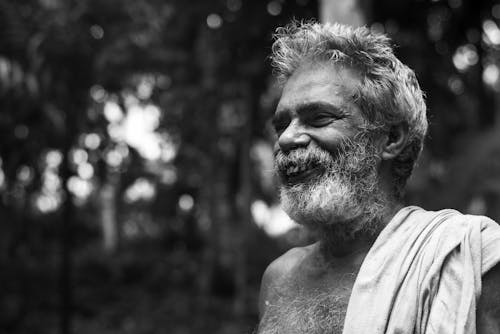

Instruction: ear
[381,123,409,160]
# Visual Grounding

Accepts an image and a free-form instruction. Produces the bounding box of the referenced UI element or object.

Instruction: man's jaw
[279,173,363,228]
[275,139,390,252]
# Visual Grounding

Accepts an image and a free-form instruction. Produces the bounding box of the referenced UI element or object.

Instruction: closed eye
[303,113,341,127]
[296,102,346,128]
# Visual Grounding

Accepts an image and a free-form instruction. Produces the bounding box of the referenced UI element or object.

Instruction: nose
[277,119,311,152]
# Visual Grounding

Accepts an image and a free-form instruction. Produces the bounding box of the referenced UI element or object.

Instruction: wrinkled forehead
[277,61,363,113]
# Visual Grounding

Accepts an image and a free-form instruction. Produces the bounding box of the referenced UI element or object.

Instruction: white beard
[275,136,388,240]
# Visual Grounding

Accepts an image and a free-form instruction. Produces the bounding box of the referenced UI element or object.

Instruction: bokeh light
[483,19,500,45]
[90,85,107,102]
[14,124,29,139]
[251,200,297,236]
[104,101,124,123]
[206,13,223,29]
[483,64,500,87]
[17,165,34,183]
[178,194,194,211]
[447,76,465,95]
[77,162,94,180]
[227,0,242,12]
[35,194,60,213]
[43,170,61,193]
[106,149,124,167]
[124,178,156,203]
[160,167,177,185]
[90,24,104,39]
[83,133,101,150]
[46,150,63,169]
[137,76,154,100]
[267,1,282,16]
[0,169,5,190]
[67,176,93,199]
[71,148,88,165]
[105,100,175,161]
[452,44,478,72]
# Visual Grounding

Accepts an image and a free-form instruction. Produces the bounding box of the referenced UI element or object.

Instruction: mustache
[274,146,334,171]
[273,133,378,173]
[273,137,362,171]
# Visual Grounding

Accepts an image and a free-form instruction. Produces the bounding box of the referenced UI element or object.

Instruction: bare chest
[258,270,357,334]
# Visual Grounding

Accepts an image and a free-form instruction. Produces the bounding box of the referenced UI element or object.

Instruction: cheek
[310,128,354,154]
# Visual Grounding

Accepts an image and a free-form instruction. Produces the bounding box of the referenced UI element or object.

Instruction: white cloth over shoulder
[343,206,500,334]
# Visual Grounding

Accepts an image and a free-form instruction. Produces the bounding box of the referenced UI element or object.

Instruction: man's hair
[270,21,428,197]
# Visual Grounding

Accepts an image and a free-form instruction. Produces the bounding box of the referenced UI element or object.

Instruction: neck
[312,200,403,259]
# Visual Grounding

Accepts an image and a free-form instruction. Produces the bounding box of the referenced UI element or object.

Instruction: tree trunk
[60,116,76,334]
[319,0,367,26]
[233,96,252,315]
[197,93,220,317]
[99,170,120,253]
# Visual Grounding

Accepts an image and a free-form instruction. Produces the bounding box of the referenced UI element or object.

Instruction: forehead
[276,62,362,112]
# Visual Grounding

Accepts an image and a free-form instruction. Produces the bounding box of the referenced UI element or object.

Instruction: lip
[281,165,324,185]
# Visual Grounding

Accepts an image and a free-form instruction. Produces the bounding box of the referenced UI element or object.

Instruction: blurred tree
[3,0,499,333]
[0,0,317,333]
[367,0,500,213]
[320,0,500,218]
[320,0,368,25]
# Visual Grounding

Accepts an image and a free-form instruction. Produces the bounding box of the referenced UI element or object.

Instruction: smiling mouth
[281,163,323,184]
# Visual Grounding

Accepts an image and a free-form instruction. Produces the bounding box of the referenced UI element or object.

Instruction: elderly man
[257,22,500,334]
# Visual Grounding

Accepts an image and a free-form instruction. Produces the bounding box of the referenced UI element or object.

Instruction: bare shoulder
[258,243,315,316]
[478,262,500,333]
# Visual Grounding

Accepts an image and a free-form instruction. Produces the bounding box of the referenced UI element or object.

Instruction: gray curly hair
[271,21,428,197]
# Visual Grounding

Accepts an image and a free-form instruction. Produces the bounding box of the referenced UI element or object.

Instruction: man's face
[273,62,366,164]
[273,62,386,235]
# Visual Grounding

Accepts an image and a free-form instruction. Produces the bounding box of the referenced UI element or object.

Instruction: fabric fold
[343,206,500,334]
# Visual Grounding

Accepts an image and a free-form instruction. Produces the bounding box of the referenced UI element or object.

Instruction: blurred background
[1,0,500,333]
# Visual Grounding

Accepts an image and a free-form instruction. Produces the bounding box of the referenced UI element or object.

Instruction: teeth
[285,165,309,176]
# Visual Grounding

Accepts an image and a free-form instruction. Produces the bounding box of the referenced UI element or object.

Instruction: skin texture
[272,62,366,156]
[258,243,367,333]
[273,61,404,255]
[258,62,500,333]
[259,245,500,333]
[478,264,500,333]
[259,62,394,333]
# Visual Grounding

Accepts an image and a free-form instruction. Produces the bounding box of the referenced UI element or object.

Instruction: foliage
[1,0,500,333]
[0,0,315,333]
[370,0,500,213]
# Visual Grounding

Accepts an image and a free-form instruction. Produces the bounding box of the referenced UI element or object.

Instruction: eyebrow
[295,101,347,117]
[274,101,347,121]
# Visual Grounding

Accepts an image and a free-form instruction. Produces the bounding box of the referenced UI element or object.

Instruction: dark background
[1,0,500,333]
